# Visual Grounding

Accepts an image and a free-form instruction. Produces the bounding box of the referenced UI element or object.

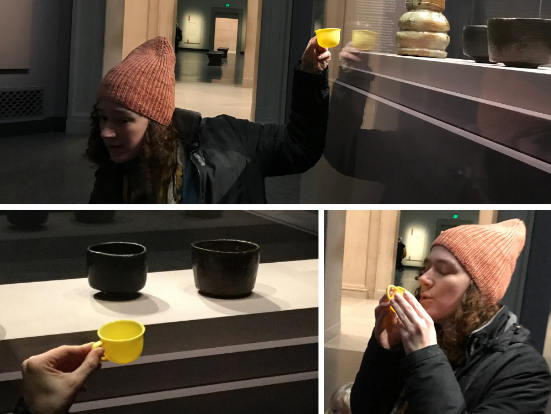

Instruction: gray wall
[0,0,73,120]
[177,0,247,51]
[398,210,480,267]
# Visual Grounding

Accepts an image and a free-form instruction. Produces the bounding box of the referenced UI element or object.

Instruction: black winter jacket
[89,62,329,204]
[350,306,551,414]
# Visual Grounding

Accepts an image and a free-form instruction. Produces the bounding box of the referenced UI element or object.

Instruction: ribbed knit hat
[97,37,175,126]
[431,219,526,305]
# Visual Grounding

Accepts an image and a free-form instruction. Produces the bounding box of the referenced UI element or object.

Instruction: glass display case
[301,0,551,204]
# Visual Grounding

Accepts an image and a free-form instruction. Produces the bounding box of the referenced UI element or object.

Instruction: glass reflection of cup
[352,30,378,51]
[316,28,341,48]
[92,320,145,364]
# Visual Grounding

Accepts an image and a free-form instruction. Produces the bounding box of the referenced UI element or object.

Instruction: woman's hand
[301,36,331,74]
[374,293,402,349]
[22,343,104,414]
[390,290,438,355]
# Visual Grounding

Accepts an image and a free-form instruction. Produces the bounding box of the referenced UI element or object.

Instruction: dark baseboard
[0,117,66,138]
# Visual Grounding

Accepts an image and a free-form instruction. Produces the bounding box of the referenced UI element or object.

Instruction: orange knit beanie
[431,219,526,305]
[97,37,176,126]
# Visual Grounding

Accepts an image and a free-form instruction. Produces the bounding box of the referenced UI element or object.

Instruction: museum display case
[300,0,551,203]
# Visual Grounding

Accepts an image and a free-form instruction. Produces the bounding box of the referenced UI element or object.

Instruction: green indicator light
[453,215,458,219]
[226,3,230,6]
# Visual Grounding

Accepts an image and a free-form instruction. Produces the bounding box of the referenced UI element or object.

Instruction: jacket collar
[172,108,202,151]
[466,305,528,358]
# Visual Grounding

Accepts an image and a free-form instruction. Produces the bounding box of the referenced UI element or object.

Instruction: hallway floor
[175,49,253,120]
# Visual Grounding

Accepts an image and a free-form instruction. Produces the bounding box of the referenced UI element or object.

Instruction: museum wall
[0,0,73,122]
[177,0,248,51]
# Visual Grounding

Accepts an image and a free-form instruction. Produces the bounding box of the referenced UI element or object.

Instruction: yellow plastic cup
[91,320,145,364]
[352,30,378,51]
[386,285,407,313]
[315,28,341,48]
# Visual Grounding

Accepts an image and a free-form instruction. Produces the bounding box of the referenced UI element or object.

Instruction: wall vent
[0,88,44,122]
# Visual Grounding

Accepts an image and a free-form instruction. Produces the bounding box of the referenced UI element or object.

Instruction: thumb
[71,347,103,388]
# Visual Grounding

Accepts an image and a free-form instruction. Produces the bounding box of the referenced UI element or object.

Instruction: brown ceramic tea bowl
[488,18,551,68]
[191,239,260,298]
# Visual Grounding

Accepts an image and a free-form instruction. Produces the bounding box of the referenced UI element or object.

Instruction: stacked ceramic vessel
[396,0,450,58]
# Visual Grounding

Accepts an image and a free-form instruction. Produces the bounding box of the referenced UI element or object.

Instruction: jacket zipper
[190,149,206,203]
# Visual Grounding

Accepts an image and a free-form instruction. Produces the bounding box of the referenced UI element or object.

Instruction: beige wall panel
[148,0,160,38]
[342,211,370,291]
[243,0,261,88]
[122,0,149,58]
[157,0,177,47]
[103,0,126,76]
[214,18,239,52]
[106,0,177,72]
[364,210,382,299]
[479,210,498,225]
[249,0,263,119]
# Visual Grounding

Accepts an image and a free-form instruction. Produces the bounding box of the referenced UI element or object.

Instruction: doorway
[209,8,243,55]
[213,15,239,53]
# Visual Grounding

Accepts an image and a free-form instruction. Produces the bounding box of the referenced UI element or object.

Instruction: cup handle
[92,341,108,362]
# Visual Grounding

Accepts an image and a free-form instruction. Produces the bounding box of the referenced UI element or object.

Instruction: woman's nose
[418,271,434,288]
[100,124,116,139]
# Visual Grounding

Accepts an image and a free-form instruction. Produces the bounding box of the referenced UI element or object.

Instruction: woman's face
[97,99,149,163]
[418,245,472,324]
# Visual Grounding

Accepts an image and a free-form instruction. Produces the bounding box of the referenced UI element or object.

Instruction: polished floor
[175,49,253,120]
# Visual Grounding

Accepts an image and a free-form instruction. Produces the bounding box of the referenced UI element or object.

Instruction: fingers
[49,344,98,373]
[318,51,331,60]
[390,294,416,327]
[379,292,390,304]
[71,347,104,390]
[374,301,391,318]
[404,291,434,323]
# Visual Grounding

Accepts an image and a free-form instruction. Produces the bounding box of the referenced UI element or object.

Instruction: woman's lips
[420,294,432,301]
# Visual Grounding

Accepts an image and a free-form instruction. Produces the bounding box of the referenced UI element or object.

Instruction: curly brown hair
[414,269,501,368]
[85,103,179,202]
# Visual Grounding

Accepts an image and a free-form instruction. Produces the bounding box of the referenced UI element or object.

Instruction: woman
[350,219,551,413]
[86,36,330,203]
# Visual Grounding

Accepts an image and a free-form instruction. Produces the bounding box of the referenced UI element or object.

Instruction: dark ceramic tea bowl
[191,239,260,298]
[488,18,551,68]
[6,211,49,229]
[185,211,224,219]
[87,242,147,297]
[75,211,116,224]
[463,25,493,64]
